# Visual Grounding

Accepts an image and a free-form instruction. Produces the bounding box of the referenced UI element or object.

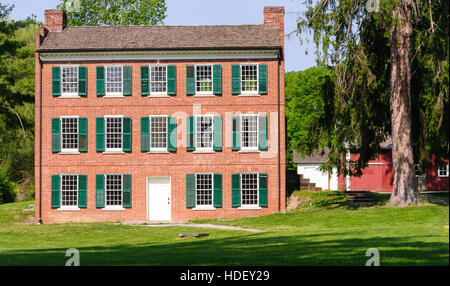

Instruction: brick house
[35,7,286,223]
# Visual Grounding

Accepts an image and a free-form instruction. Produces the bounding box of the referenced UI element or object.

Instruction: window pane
[150,117,167,149]
[150,66,167,93]
[106,66,123,94]
[241,173,258,205]
[195,116,213,149]
[61,175,78,206]
[241,65,258,92]
[106,117,122,150]
[241,115,258,148]
[196,66,212,92]
[61,67,78,94]
[106,174,122,206]
[196,174,213,206]
[61,117,78,150]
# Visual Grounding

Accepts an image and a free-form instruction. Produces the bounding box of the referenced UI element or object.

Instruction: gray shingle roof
[37,25,282,52]
[293,149,330,164]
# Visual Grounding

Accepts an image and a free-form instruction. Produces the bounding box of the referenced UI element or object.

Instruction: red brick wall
[35,58,286,223]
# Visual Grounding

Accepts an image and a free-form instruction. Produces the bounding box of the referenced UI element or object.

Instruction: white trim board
[39,49,280,62]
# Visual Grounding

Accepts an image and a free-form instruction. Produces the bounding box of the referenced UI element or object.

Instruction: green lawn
[0,192,448,266]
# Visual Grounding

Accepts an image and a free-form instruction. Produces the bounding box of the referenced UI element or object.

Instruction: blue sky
[3,0,316,71]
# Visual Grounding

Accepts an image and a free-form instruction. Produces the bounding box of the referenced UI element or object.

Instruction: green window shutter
[167,65,177,95]
[231,173,241,207]
[258,64,268,95]
[259,173,268,207]
[141,117,150,152]
[78,66,87,97]
[96,117,105,152]
[186,65,195,95]
[213,174,223,208]
[167,117,177,152]
[122,174,132,208]
[186,174,195,208]
[213,116,222,151]
[231,65,241,95]
[141,66,149,96]
[122,117,132,152]
[78,175,87,208]
[96,174,105,208]
[52,67,61,97]
[213,65,222,95]
[232,116,241,151]
[51,175,60,208]
[186,116,195,151]
[78,117,87,152]
[96,66,105,96]
[123,66,132,96]
[51,118,61,153]
[258,115,268,151]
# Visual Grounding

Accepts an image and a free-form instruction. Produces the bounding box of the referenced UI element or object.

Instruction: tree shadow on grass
[1,231,447,266]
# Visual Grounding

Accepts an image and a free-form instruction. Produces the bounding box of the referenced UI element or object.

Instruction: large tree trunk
[388,0,421,206]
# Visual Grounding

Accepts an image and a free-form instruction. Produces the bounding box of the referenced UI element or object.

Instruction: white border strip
[39,49,280,62]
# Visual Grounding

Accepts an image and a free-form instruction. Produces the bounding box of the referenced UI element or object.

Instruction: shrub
[0,167,15,204]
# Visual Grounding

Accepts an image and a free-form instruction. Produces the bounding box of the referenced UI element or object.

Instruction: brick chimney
[263,6,285,37]
[44,10,67,32]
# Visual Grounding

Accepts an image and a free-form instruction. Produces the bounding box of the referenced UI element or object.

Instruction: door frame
[146,176,172,221]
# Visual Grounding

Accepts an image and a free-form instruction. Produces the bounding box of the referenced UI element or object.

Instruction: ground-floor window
[61,174,78,207]
[106,174,122,206]
[438,164,449,177]
[241,173,258,206]
[196,173,213,206]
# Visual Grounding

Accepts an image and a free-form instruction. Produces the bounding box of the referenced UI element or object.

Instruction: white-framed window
[195,115,214,150]
[105,174,123,207]
[195,173,214,207]
[149,115,167,151]
[415,164,420,177]
[241,173,259,206]
[240,114,258,150]
[438,164,449,177]
[61,66,78,96]
[60,116,78,152]
[195,65,213,94]
[105,116,123,151]
[105,66,123,95]
[241,64,258,94]
[61,174,78,207]
[150,65,167,94]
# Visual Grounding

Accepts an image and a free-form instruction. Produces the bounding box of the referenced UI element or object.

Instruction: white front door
[147,177,171,221]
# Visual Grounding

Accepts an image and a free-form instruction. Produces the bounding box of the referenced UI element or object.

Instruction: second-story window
[196,65,213,93]
[61,66,78,96]
[61,117,78,151]
[241,115,258,150]
[105,117,122,151]
[195,116,213,150]
[150,116,167,150]
[106,66,123,95]
[241,64,258,93]
[150,66,167,94]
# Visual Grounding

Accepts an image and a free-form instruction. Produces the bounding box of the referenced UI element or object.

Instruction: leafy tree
[57,0,167,26]
[0,3,37,200]
[285,66,334,170]
[296,0,448,206]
